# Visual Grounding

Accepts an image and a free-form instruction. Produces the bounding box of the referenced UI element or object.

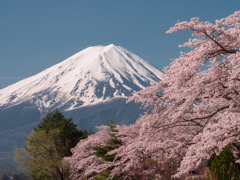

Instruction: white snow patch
[0,44,163,112]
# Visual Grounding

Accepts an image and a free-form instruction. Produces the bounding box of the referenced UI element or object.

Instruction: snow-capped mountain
[0,44,162,113]
[0,44,163,172]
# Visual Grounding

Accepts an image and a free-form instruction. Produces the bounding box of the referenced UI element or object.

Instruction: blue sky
[0,0,240,89]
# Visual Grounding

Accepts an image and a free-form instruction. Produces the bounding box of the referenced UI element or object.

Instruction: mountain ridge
[0,44,163,113]
[0,44,163,172]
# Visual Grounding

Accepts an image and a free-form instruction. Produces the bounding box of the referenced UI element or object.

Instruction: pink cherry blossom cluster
[64,126,112,179]
[65,11,240,179]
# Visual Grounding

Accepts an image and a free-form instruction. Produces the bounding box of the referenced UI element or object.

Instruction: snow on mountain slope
[0,44,163,113]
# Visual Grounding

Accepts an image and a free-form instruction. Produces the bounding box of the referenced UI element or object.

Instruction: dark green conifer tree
[92,120,122,180]
[209,146,240,180]
[15,109,88,180]
[35,109,88,157]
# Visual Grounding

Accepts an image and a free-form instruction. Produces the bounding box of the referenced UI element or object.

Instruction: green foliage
[209,146,240,180]
[15,129,69,179]
[93,168,112,180]
[14,109,89,180]
[92,120,122,180]
[35,109,88,157]
[93,168,121,180]
[35,130,68,179]
[92,120,122,162]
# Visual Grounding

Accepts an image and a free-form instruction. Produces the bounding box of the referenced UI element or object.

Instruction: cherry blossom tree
[64,125,116,179]
[66,11,240,179]
[128,10,240,177]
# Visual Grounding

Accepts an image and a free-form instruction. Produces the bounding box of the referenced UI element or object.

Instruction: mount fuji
[0,44,163,172]
[0,44,162,112]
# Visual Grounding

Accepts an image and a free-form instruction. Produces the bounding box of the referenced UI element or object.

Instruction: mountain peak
[104,43,116,48]
[81,43,117,52]
[95,43,116,48]
[0,45,163,113]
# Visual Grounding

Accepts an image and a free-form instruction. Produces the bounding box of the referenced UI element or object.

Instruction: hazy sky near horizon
[1,0,240,89]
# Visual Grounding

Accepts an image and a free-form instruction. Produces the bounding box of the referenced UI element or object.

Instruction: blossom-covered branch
[66,11,240,179]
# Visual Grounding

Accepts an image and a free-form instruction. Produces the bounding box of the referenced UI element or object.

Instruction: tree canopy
[65,11,240,178]
[35,109,88,157]
[15,110,88,179]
